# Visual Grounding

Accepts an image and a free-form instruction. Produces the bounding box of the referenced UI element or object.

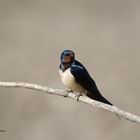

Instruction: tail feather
[87,92,113,106]
[87,92,121,119]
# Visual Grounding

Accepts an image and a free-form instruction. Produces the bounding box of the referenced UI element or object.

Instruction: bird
[59,50,113,106]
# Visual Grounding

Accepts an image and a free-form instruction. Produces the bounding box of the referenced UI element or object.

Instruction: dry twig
[0,81,139,123]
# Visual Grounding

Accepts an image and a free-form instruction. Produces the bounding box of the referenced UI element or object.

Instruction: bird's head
[60,50,75,64]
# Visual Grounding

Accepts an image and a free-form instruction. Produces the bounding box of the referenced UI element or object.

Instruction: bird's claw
[75,93,82,101]
[64,89,73,97]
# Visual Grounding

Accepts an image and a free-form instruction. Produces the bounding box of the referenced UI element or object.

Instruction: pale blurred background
[0,0,140,140]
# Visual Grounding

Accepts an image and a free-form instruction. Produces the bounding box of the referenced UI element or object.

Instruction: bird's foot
[64,89,73,97]
[75,93,83,101]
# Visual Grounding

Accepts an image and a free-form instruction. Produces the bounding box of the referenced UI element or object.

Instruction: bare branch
[0,81,139,123]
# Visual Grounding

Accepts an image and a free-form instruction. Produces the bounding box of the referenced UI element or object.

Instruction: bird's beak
[63,55,74,63]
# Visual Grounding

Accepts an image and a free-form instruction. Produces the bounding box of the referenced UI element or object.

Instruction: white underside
[59,68,87,95]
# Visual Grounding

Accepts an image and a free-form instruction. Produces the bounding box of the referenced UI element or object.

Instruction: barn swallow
[59,50,113,106]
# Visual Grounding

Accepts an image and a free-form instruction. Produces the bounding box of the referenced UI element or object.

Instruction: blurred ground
[0,0,140,140]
